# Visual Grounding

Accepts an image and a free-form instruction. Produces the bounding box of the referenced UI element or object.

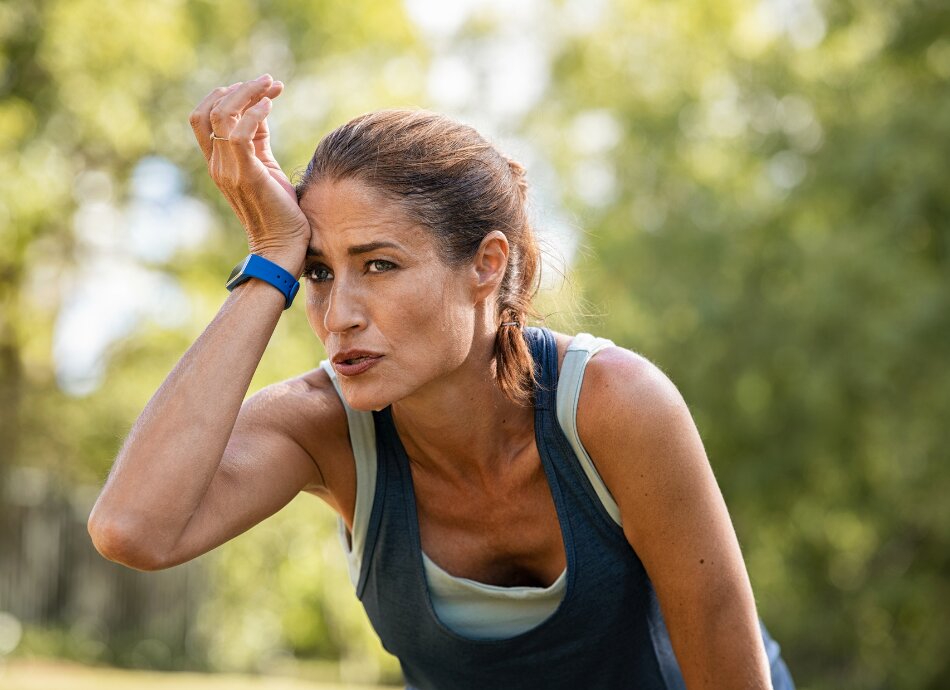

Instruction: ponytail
[493,309,535,407]
[493,158,540,407]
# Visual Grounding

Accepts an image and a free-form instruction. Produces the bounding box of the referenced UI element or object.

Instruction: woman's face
[299,177,479,411]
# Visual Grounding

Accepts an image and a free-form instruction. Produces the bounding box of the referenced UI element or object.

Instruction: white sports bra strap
[320,360,376,587]
[555,333,623,526]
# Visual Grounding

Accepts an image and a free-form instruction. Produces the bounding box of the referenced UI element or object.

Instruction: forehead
[300,177,433,253]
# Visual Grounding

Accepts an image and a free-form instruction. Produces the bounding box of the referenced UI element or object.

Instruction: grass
[0,659,393,690]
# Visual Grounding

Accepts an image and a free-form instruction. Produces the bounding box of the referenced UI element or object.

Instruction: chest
[408,446,567,588]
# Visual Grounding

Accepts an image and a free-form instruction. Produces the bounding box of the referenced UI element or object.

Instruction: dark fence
[0,466,209,669]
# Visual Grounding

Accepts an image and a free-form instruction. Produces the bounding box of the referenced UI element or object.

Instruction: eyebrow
[306,241,404,258]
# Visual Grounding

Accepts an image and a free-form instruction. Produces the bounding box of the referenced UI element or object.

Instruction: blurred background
[1,0,948,688]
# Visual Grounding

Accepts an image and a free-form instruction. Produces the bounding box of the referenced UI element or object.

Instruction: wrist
[226,253,301,310]
[250,247,305,278]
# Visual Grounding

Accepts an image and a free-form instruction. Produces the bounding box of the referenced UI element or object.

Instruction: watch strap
[226,254,300,310]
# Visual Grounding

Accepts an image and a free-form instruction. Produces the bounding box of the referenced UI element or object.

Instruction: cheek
[398,276,474,362]
[398,270,466,324]
[304,286,328,336]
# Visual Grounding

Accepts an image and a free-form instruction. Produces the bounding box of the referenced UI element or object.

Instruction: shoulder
[568,336,700,505]
[242,365,348,433]
[570,340,722,549]
[240,366,354,499]
[548,329,684,424]
[576,343,687,439]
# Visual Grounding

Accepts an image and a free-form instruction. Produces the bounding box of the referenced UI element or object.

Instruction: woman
[88,74,795,689]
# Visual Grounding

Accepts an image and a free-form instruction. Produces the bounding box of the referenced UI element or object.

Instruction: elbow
[87,508,172,572]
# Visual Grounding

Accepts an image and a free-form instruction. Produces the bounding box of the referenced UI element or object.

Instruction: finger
[252,114,273,159]
[190,82,242,159]
[209,74,274,141]
[250,82,283,157]
[233,81,282,137]
[229,97,273,170]
[264,80,284,101]
[213,81,281,118]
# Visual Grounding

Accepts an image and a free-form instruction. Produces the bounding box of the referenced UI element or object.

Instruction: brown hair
[296,109,540,406]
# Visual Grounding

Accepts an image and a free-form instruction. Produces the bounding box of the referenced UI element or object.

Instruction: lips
[332,349,384,377]
[333,349,383,365]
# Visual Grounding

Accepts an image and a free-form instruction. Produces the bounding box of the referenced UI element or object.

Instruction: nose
[322,278,367,333]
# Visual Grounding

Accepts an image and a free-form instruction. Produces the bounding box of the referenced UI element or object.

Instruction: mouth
[332,350,384,376]
[341,355,374,365]
[332,350,383,364]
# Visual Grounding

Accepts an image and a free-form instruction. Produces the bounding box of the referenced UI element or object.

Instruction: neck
[390,328,535,482]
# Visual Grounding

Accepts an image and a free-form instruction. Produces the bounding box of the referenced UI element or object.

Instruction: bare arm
[578,348,772,689]
[87,282,327,570]
[88,75,325,570]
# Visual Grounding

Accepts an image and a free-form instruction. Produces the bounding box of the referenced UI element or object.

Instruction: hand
[189,75,310,274]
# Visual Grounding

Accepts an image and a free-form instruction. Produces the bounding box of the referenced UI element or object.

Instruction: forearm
[88,274,291,566]
[669,583,772,690]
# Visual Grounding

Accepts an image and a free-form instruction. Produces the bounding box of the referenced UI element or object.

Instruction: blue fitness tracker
[226,254,300,310]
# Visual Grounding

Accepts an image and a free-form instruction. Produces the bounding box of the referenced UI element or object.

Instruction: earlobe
[473,231,510,299]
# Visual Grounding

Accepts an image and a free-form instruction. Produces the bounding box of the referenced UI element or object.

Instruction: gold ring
[210,132,229,142]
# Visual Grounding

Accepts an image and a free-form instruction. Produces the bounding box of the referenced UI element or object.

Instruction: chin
[338,380,399,412]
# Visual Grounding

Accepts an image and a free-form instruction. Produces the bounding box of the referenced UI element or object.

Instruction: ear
[471,230,510,302]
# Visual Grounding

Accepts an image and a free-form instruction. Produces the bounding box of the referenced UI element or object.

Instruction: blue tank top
[355,326,795,689]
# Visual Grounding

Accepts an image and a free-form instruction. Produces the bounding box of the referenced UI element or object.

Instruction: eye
[367,259,396,273]
[304,264,333,283]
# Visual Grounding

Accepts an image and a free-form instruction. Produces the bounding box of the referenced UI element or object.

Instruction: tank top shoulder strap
[554,333,623,526]
[319,359,376,586]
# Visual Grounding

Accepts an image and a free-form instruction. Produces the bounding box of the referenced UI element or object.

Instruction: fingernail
[257,73,272,82]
